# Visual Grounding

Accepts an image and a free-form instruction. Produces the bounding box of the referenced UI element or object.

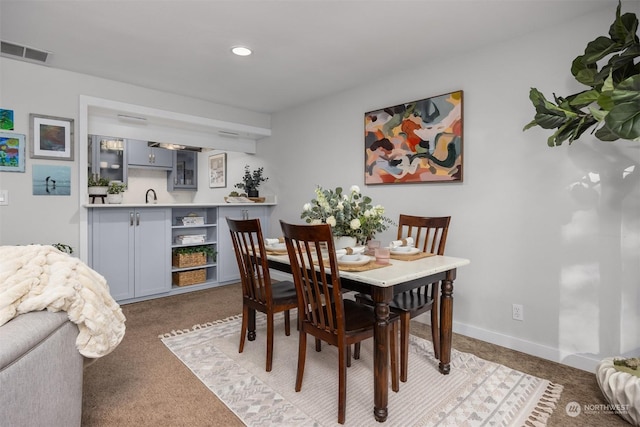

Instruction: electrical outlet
[512,304,524,321]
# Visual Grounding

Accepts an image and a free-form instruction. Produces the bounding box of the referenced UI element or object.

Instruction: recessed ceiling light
[231,46,252,56]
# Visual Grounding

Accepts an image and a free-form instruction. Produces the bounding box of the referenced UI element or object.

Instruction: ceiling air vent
[1,41,49,63]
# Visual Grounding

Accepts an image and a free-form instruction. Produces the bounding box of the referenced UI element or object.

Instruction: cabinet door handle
[136,212,140,226]
[130,212,134,226]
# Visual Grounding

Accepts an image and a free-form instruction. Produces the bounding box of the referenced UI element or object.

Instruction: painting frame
[0,131,26,172]
[208,152,227,188]
[364,90,463,185]
[29,114,74,161]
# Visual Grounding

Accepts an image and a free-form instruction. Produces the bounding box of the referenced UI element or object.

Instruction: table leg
[438,269,456,375]
[248,308,256,341]
[372,287,393,422]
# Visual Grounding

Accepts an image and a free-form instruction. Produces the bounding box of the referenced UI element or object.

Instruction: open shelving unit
[170,207,218,288]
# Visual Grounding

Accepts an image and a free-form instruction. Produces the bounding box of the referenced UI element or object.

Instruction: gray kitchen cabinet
[168,150,198,191]
[127,139,173,169]
[90,207,171,301]
[217,205,269,283]
[88,135,127,184]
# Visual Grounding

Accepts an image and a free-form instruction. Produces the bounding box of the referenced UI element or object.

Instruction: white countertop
[85,202,277,208]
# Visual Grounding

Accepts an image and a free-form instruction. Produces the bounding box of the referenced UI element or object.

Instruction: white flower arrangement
[300,185,393,244]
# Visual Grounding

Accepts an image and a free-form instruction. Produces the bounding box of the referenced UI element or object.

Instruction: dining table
[265,251,470,423]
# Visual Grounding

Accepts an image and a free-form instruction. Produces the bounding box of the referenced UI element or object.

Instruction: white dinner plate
[266,243,286,251]
[390,246,420,255]
[338,255,372,266]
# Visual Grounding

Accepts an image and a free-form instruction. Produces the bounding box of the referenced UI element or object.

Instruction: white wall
[0,58,272,250]
[262,5,640,371]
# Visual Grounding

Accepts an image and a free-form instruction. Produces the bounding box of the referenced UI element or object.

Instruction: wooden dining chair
[356,215,450,382]
[280,221,399,425]
[226,217,298,372]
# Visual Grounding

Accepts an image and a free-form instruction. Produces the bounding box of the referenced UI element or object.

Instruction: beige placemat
[264,248,288,255]
[337,260,391,272]
[390,251,434,261]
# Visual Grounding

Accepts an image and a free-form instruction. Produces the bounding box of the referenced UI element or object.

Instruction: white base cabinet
[89,204,272,303]
[90,207,171,301]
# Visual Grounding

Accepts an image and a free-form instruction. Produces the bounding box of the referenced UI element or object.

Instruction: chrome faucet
[145,188,157,204]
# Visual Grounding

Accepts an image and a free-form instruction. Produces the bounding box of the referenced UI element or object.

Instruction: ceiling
[0,0,617,114]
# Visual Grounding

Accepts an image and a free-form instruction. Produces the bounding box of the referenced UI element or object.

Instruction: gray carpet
[82,283,628,426]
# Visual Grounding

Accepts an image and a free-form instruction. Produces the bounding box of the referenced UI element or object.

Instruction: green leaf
[595,123,620,141]
[589,106,608,122]
[580,37,619,65]
[603,72,615,93]
[609,4,639,45]
[534,111,570,130]
[523,119,538,131]
[598,91,615,111]
[611,75,640,103]
[571,56,598,85]
[605,101,640,139]
[570,90,599,108]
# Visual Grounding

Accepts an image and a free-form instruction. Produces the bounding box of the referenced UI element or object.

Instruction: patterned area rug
[160,313,563,426]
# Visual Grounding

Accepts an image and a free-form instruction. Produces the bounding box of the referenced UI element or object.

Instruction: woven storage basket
[172,269,206,286]
[172,252,207,268]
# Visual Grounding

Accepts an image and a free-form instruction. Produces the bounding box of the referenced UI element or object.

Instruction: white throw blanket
[0,245,126,358]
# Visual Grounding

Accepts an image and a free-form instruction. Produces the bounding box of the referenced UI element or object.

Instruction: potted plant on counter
[106,181,127,204]
[235,165,268,198]
[88,174,110,195]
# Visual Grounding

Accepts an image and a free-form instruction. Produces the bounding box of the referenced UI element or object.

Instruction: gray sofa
[0,310,84,427]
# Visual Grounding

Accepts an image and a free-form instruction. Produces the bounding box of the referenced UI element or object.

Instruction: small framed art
[0,131,26,172]
[209,153,227,188]
[29,114,74,160]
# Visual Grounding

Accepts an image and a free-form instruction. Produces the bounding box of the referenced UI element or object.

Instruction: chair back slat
[227,217,273,307]
[281,221,343,338]
[397,215,450,255]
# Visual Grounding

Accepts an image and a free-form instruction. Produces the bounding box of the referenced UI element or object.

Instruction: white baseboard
[271,270,600,373]
[448,319,599,372]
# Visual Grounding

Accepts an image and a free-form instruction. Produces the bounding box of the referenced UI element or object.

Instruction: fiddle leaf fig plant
[524,1,640,146]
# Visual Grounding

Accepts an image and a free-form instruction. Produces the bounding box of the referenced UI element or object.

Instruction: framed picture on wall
[364,90,463,185]
[0,131,26,172]
[29,114,74,160]
[1,109,15,130]
[209,152,227,188]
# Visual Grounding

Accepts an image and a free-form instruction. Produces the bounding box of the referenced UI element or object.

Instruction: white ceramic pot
[88,186,108,196]
[333,236,357,250]
[106,193,123,204]
[596,357,639,426]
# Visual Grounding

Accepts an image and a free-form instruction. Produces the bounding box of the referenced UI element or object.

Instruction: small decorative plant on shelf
[523,1,640,146]
[88,174,110,195]
[172,245,217,268]
[300,185,394,246]
[235,165,268,197]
